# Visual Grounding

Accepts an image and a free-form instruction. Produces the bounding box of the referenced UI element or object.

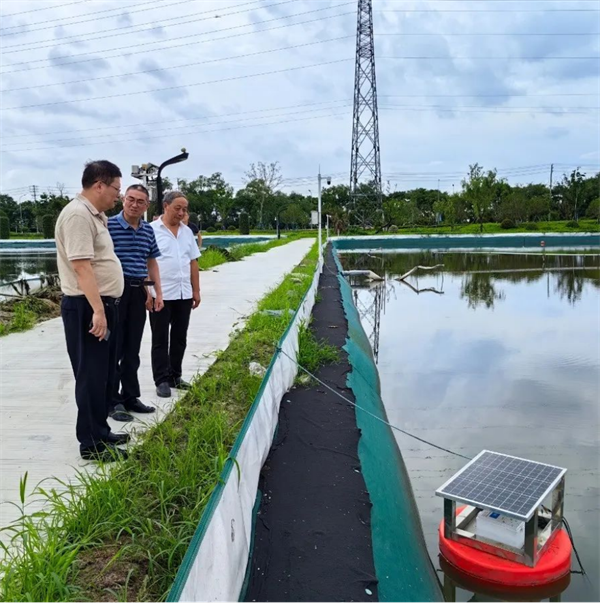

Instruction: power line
[1,35,354,93]
[379,93,599,98]
[1,58,354,111]
[376,8,600,12]
[379,55,600,60]
[377,32,598,36]
[0,0,190,34]
[4,103,354,148]
[0,5,355,72]
[379,105,597,114]
[1,109,352,154]
[0,0,89,19]
[1,0,293,50]
[1,99,354,140]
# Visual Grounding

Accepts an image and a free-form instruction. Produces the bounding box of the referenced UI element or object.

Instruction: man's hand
[145,292,154,312]
[89,309,107,340]
[154,294,165,312]
[192,290,201,309]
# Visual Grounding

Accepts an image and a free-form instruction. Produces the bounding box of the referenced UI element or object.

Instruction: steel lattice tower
[350,0,382,226]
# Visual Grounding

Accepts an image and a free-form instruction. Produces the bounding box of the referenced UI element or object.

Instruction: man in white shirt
[149,191,201,398]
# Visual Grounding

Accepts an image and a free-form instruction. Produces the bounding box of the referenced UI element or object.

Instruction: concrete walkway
[0,239,313,532]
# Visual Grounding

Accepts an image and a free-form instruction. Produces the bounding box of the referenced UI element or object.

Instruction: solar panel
[436,450,566,521]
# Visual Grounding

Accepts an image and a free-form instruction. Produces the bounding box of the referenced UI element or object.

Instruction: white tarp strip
[177,258,323,602]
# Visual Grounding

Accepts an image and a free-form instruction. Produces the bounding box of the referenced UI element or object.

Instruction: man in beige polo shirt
[55,160,127,462]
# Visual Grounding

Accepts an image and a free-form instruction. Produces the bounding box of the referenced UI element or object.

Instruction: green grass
[7,232,44,239]
[0,243,320,603]
[297,323,339,373]
[198,234,315,271]
[0,296,60,337]
[357,220,600,235]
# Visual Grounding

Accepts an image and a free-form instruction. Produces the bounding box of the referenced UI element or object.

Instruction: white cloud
[0,0,598,195]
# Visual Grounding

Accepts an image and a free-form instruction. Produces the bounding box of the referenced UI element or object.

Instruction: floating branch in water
[396,264,444,281]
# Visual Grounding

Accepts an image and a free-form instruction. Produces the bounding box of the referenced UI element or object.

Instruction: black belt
[65,295,120,306]
[125,278,154,287]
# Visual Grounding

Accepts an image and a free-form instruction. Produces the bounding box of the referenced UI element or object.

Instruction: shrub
[206,226,216,233]
[239,212,250,235]
[500,219,516,229]
[388,225,399,233]
[566,220,580,228]
[228,225,236,231]
[41,215,55,239]
[586,198,599,220]
[524,222,539,231]
[0,216,9,239]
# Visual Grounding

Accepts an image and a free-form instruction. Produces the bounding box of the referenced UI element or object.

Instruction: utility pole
[318,170,323,260]
[29,185,38,202]
[548,163,553,222]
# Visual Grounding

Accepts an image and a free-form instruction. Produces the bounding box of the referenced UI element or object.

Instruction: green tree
[243,161,283,228]
[0,215,9,239]
[586,198,600,220]
[556,168,585,220]
[462,164,499,232]
[41,215,55,239]
[239,212,250,235]
[0,194,18,230]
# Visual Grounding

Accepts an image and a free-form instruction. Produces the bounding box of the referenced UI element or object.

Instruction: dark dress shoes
[106,431,131,445]
[169,378,192,390]
[109,403,134,423]
[156,382,172,398]
[126,399,156,414]
[81,442,129,462]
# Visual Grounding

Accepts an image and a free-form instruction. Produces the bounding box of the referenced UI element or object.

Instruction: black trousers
[114,283,147,408]
[150,298,193,386]
[61,295,119,452]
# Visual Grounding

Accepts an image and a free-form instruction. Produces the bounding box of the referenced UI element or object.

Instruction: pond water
[343,251,600,602]
[0,236,275,296]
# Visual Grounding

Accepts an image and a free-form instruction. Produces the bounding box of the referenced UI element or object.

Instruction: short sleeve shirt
[107,212,161,279]
[55,194,124,298]
[151,218,201,300]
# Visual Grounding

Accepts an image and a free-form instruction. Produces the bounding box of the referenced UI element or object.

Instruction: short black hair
[126,184,149,197]
[81,160,122,189]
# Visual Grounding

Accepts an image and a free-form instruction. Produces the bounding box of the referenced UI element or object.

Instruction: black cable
[1,0,294,50]
[0,4,354,71]
[562,517,588,577]
[3,103,353,148]
[0,58,354,111]
[0,0,88,19]
[0,0,204,35]
[2,36,354,93]
[275,344,472,461]
[1,108,352,154]
[0,99,354,140]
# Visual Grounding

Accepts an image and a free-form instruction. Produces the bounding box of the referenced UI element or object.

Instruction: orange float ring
[438,513,572,588]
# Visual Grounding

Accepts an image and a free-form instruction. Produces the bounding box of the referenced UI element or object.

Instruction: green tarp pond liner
[334,252,443,602]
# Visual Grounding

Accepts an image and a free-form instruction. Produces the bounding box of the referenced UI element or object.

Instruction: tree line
[1,162,598,238]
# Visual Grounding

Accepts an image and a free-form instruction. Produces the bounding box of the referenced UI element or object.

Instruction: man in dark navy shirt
[108,184,164,421]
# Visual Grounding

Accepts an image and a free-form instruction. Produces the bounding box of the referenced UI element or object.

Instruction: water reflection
[342,251,600,309]
[0,253,57,285]
[344,251,600,602]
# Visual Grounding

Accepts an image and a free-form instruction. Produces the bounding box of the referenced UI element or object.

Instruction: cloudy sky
[0,0,598,199]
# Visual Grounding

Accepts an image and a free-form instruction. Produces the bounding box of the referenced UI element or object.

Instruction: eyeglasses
[97,181,121,194]
[125,196,148,206]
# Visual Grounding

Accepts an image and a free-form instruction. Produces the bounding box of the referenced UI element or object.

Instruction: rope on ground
[275,345,472,461]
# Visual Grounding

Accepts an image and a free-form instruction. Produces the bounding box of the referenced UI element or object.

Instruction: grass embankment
[357,220,600,235]
[0,243,333,602]
[0,289,61,336]
[198,234,314,271]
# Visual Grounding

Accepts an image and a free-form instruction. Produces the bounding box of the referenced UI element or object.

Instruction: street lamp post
[317,170,331,261]
[132,149,189,220]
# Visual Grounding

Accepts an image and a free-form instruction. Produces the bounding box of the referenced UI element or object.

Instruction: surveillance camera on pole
[131,149,189,219]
